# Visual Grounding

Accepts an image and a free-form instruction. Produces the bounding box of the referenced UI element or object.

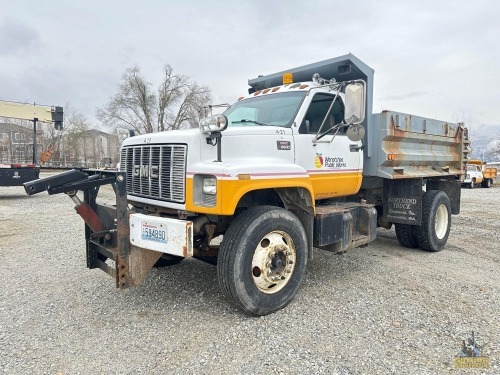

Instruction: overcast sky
[1,0,499,129]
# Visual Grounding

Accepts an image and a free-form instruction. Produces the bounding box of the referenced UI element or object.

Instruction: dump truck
[0,100,63,186]
[25,54,467,316]
[464,159,497,188]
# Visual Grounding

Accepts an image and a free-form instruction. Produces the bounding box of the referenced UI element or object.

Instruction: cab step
[313,202,377,253]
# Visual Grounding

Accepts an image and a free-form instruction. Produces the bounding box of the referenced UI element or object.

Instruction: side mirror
[344,82,366,125]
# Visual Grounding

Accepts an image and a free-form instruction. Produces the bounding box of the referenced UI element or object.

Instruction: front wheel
[217,206,307,316]
[415,190,451,252]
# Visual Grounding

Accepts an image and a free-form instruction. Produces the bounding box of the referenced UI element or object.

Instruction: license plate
[141,221,167,244]
[130,214,193,256]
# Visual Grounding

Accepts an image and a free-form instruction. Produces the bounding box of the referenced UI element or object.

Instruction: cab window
[299,93,344,134]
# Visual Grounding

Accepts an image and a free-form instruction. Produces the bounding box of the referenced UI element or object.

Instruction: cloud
[0,18,41,55]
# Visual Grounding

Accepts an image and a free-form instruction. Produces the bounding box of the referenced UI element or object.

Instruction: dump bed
[363,111,467,179]
[484,167,498,179]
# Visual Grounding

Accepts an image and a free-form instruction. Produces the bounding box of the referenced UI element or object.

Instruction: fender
[185,162,315,215]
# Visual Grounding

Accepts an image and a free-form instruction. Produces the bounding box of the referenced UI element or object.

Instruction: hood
[121,128,201,147]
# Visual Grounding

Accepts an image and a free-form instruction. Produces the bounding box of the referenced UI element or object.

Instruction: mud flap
[383,179,423,225]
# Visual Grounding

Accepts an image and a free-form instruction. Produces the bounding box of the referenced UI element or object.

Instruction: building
[0,122,41,164]
[71,129,119,168]
[0,122,119,168]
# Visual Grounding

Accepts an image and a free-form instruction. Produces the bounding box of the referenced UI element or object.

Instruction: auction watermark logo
[454,331,490,369]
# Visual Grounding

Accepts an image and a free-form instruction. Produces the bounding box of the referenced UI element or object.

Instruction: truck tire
[153,255,184,268]
[415,190,451,252]
[217,206,307,316]
[469,179,475,189]
[481,178,491,188]
[395,223,419,248]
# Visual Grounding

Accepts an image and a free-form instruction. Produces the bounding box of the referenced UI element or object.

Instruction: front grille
[120,144,187,203]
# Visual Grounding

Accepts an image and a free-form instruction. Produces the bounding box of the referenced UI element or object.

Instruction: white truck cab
[121,77,366,216]
[463,164,483,188]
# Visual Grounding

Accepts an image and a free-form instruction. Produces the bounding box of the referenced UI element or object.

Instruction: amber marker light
[238,174,251,180]
[283,72,293,85]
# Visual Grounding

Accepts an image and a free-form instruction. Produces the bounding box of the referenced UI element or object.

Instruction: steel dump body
[365,111,466,179]
[484,167,498,179]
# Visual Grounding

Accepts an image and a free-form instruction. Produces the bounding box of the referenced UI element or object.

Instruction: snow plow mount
[24,169,161,289]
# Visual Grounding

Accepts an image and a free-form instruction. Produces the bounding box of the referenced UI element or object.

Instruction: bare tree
[39,105,92,164]
[170,82,212,130]
[157,65,188,132]
[96,66,156,134]
[97,65,212,134]
[487,139,500,160]
[63,111,91,162]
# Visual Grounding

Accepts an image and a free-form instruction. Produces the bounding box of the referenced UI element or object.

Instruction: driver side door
[293,92,363,200]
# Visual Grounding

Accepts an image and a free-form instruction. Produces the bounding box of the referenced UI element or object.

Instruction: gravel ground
[1,173,499,374]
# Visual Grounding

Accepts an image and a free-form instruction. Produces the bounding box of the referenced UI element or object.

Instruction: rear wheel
[217,206,307,316]
[395,223,419,248]
[481,178,491,188]
[415,190,451,252]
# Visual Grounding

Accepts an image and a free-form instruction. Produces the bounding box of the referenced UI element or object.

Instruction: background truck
[25,54,467,316]
[0,100,63,186]
[463,159,497,188]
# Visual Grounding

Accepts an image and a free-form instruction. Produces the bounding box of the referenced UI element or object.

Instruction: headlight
[465,174,470,179]
[202,177,217,195]
[199,114,228,133]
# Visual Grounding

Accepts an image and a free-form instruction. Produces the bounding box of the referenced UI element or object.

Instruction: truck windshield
[466,165,478,172]
[225,92,306,128]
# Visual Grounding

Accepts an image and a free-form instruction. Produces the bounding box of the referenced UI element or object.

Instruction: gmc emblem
[133,165,159,178]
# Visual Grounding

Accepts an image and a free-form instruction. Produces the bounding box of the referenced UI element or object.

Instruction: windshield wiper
[231,119,271,126]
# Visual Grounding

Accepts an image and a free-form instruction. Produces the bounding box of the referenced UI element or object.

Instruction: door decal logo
[315,153,324,168]
[314,153,347,169]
